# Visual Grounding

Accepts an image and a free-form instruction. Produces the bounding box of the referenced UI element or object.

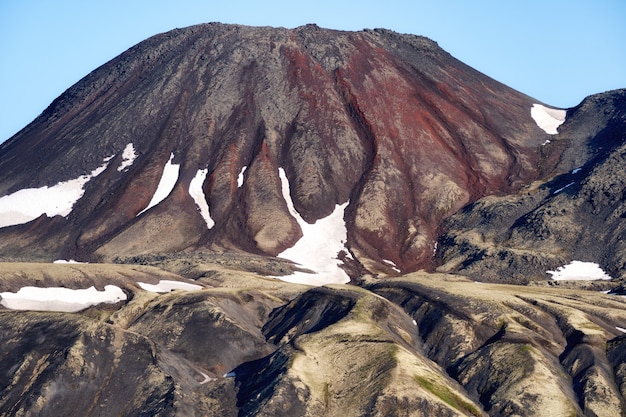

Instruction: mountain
[0,22,565,280]
[1,23,626,417]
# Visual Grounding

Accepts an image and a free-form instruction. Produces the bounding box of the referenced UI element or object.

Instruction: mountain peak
[0,23,567,279]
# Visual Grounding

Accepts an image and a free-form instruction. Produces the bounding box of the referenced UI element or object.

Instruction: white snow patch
[531,104,566,135]
[198,371,214,384]
[0,285,127,312]
[118,143,138,172]
[137,153,180,216]
[616,327,626,334]
[412,319,417,326]
[0,159,110,228]
[547,261,612,281]
[553,182,575,194]
[237,166,247,188]
[137,280,203,293]
[382,259,401,273]
[223,371,236,378]
[275,168,350,286]
[189,169,215,229]
[542,139,551,146]
[53,259,87,264]
[572,168,582,174]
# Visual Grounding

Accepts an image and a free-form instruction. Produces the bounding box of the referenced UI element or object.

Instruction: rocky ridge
[1,263,626,416]
[436,90,626,282]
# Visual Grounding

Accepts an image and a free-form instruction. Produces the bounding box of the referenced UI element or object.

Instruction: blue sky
[1,0,624,142]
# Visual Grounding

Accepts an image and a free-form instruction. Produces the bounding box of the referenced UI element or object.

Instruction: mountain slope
[0,23,559,280]
[1,264,625,416]
[436,90,626,282]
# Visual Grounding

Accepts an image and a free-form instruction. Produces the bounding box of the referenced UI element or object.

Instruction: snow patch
[198,371,214,384]
[275,168,350,286]
[382,259,401,273]
[118,143,137,171]
[616,327,626,334]
[572,167,582,174]
[0,159,110,228]
[237,166,247,188]
[553,182,575,194]
[53,259,87,264]
[547,261,612,281]
[137,153,180,216]
[189,169,215,229]
[531,104,566,135]
[137,280,203,293]
[0,285,127,312]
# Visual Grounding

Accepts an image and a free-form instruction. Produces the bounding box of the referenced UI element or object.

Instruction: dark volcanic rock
[0,312,177,417]
[436,89,626,282]
[0,23,556,276]
[262,286,357,344]
[127,289,281,378]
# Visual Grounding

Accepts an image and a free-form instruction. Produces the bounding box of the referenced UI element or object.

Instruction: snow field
[0,279,203,312]
[237,166,247,188]
[531,104,566,135]
[547,260,612,280]
[276,168,350,286]
[189,168,215,228]
[53,259,87,264]
[138,280,203,293]
[0,143,142,229]
[137,153,180,216]
[118,142,138,171]
[0,285,127,312]
[0,160,109,228]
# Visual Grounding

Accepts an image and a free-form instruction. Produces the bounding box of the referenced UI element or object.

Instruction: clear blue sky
[1,0,624,143]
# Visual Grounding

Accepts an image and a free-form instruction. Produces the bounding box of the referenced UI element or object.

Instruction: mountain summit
[0,23,564,282]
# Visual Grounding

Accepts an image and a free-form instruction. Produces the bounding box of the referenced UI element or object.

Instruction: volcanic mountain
[0,22,567,282]
[1,23,626,417]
